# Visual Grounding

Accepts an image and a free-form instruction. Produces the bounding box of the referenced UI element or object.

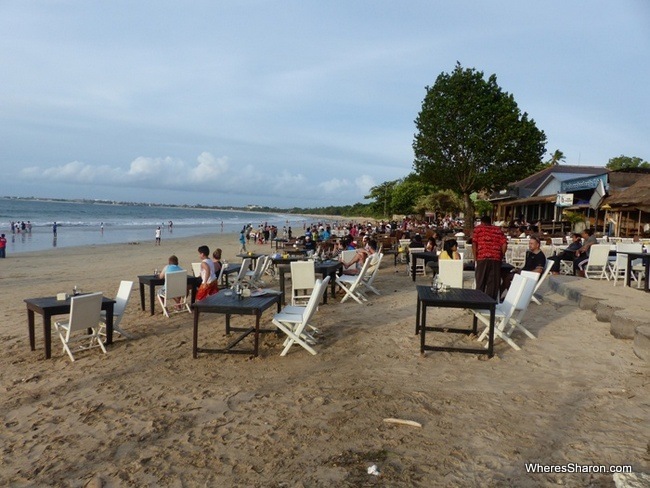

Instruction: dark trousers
[475,260,502,300]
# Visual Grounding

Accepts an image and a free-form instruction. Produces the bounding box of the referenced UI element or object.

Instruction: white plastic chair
[54,292,105,362]
[272,277,330,356]
[361,252,384,296]
[583,244,612,280]
[438,259,464,289]
[473,274,537,351]
[336,257,373,304]
[610,244,643,286]
[231,258,252,289]
[521,259,553,305]
[290,261,316,306]
[507,245,527,267]
[99,280,133,339]
[407,248,426,277]
[216,262,229,286]
[157,270,191,317]
[245,255,269,288]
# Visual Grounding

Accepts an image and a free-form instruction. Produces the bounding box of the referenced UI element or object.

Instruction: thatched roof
[608,171,646,190]
[605,174,650,212]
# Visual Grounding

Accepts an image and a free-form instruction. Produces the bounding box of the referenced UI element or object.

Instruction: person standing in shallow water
[52,222,57,237]
[155,226,162,245]
[0,233,7,258]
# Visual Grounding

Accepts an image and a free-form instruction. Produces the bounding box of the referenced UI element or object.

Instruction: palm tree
[548,149,565,166]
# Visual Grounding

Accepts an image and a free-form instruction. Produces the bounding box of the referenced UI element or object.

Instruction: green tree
[606,155,650,170]
[365,180,398,217]
[390,179,431,215]
[414,189,462,217]
[412,63,547,232]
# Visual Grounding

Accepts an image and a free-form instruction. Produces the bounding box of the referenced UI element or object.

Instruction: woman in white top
[196,245,219,300]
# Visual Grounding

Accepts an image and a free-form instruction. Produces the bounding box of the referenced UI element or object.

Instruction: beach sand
[1,234,648,487]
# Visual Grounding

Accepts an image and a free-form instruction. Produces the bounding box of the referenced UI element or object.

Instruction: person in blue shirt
[239,231,247,253]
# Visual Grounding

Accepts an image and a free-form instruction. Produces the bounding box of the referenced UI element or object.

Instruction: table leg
[487,307,495,358]
[226,313,231,334]
[193,308,200,358]
[27,309,35,351]
[280,270,286,305]
[419,303,427,354]
[330,272,336,299]
[149,284,156,316]
[254,311,261,357]
[644,258,650,292]
[415,296,421,335]
[139,282,146,311]
[105,303,114,345]
[412,258,416,282]
[44,314,52,359]
[626,261,632,287]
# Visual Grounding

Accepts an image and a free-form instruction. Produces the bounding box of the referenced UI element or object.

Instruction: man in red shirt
[0,233,6,258]
[472,215,507,299]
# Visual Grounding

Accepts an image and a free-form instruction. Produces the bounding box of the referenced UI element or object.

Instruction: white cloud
[355,175,376,195]
[319,178,351,193]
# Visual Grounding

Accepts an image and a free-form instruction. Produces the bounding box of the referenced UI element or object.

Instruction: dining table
[24,295,116,359]
[415,285,496,358]
[192,289,282,358]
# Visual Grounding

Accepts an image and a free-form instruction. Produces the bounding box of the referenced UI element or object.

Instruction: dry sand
[1,234,648,487]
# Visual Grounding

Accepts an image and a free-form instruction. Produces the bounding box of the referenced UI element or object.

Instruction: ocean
[0,199,311,254]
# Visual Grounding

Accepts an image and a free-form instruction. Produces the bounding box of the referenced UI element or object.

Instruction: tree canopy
[412,63,547,231]
[606,155,650,171]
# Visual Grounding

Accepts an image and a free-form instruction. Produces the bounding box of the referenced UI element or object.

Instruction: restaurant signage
[560,174,608,193]
[556,193,574,207]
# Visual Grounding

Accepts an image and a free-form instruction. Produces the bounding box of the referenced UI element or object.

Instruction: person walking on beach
[155,226,162,245]
[0,234,7,258]
[239,230,247,253]
[472,215,507,300]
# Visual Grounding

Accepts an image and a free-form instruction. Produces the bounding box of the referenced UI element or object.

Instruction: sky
[1,1,649,208]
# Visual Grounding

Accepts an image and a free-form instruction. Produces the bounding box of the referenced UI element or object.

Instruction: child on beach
[239,231,247,253]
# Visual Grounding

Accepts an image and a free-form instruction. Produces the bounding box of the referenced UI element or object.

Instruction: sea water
[0,199,309,254]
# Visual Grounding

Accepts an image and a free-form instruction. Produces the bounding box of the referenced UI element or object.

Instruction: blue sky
[1,1,648,207]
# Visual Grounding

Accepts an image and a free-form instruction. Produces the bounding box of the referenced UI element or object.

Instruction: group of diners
[158,244,224,306]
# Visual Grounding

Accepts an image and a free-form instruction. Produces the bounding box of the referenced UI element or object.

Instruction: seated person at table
[196,245,219,301]
[158,255,186,307]
[212,248,224,276]
[500,235,546,296]
[303,235,316,251]
[409,233,424,248]
[548,233,582,274]
[439,239,461,260]
[424,236,437,253]
[574,228,597,277]
[342,239,378,275]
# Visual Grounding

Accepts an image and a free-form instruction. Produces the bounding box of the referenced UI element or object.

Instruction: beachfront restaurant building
[490,165,609,233]
[602,171,650,238]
